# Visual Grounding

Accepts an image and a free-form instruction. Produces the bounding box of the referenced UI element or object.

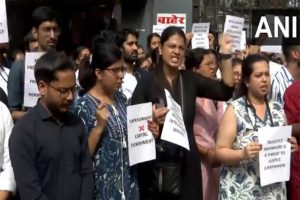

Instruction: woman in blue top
[73,42,139,200]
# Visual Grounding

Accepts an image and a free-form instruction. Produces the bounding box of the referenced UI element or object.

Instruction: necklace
[244,96,274,131]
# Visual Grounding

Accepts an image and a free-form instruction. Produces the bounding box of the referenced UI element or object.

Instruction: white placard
[192,33,209,49]
[127,102,156,166]
[258,126,292,187]
[157,13,186,33]
[0,0,9,43]
[24,52,44,107]
[260,45,282,54]
[161,89,189,150]
[240,30,247,50]
[223,15,244,51]
[152,24,169,36]
[192,23,210,34]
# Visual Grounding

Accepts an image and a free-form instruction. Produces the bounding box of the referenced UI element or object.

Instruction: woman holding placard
[131,26,235,200]
[216,54,298,199]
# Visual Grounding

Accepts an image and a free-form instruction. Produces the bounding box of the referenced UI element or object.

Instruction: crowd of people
[0,5,300,200]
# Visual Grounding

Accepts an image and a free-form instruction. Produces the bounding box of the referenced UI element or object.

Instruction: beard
[123,53,137,64]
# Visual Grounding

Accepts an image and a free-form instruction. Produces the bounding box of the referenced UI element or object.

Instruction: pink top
[193,98,223,148]
[193,97,224,200]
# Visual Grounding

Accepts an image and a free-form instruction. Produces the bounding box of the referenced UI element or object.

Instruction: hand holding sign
[289,137,298,153]
[219,33,233,54]
[153,104,169,125]
[243,142,262,160]
[147,120,160,139]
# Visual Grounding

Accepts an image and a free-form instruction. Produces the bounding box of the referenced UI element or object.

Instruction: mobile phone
[156,97,165,108]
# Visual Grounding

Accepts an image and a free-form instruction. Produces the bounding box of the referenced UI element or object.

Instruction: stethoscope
[244,96,274,131]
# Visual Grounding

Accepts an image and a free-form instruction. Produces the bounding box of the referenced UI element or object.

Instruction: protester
[23,31,38,52]
[216,54,298,199]
[115,28,146,102]
[186,48,223,200]
[146,33,161,54]
[9,51,94,200]
[7,6,61,121]
[73,46,91,69]
[0,101,16,200]
[0,53,9,95]
[268,37,300,104]
[131,26,234,200]
[73,42,139,200]
[232,57,243,98]
[141,33,161,70]
[137,44,146,61]
[284,80,300,200]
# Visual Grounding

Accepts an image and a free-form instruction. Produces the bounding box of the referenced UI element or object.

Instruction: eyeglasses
[40,26,61,36]
[47,83,76,96]
[201,61,217,68]
[105,66,126,77]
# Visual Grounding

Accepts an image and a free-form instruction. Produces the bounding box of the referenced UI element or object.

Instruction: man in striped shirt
[268,38,300,104]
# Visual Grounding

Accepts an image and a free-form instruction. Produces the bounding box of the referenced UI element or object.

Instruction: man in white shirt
[115,28,146,102]
[0,101,15,199]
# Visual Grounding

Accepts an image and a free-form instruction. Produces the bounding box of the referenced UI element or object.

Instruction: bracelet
[219,53,232,60]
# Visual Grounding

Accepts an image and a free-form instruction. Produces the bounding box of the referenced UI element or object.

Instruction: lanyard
[244,96,274,131]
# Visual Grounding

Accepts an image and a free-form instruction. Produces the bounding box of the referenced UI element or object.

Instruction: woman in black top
[131,26,235,200]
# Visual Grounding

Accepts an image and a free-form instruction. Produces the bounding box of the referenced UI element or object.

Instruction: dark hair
[206,49,219,62]
[114,28,139,48]
[160,26,186,46]
[232,57,243,67]
[24,31,37,49]
[185,48,219,70]
[282,42,300,63]
[34,50,75,84]
[209,29,219,49]
[72,46,89,60]
[137,44,144,50]
[184,48,207,70]
[239,54,269,97]
[32,6,60,28]
[147,33,161,50]
[79,43,122,92]
[281,16,300,62]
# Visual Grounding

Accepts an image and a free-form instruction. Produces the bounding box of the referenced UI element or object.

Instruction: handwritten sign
[127,102,156,166]
[0,0,9,43]
[223,15,244,50]
[161,89,189,150]
[258,126,292,186]
[192,33,209,49]
[24,52,44,107]
[192,23,210,34]
[157,13,186,33]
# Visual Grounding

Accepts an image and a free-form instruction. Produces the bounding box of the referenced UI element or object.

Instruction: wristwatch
[219,53,232,60]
